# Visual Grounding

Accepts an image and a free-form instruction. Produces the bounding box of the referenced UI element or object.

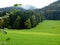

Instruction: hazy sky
[0,0,57,8]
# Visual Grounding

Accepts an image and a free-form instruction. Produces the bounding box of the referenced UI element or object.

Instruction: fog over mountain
[21,5,37,10]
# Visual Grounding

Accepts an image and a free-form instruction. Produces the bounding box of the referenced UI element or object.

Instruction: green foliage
[14,4,19,7]
[3,16,9,28]
[44,10,60,20]
[8,26,12,29]
[0,3,43,29]
[0,17,4,28]
[25,18,31,29]
[14,4,22,7]
[30,15,37,27]
[0,8,43,29]
[13,16,20,29]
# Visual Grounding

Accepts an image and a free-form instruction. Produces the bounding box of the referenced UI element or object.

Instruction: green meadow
[0,20,60,45]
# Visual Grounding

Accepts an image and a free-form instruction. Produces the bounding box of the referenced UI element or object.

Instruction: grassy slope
[0,20,60,45]
[31,20,60,34]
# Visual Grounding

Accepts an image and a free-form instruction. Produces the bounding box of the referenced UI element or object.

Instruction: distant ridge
[34,0,60,12]
[0,6,25,12]
[34,0,60,20]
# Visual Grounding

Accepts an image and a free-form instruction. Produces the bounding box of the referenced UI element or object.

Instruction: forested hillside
[34,0,60,20]
[0,7,43,29]
[0,0,60,29]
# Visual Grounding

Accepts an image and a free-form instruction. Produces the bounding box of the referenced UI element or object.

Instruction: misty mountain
[21,5,37,10]
[0,5,37,12]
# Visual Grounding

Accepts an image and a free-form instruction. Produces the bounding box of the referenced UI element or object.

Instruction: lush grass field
[0,20,60,45]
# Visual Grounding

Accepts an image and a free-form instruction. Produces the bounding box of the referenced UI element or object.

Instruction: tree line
[44,10,60,20]
[0,10,43,29]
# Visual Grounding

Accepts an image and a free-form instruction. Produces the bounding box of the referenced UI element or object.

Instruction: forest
[0,8,43,29]
[0,0,60,29]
